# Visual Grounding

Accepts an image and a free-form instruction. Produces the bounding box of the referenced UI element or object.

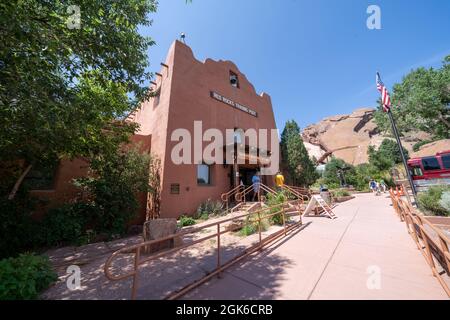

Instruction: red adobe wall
[31,134,152,224]
[156,41,277,218]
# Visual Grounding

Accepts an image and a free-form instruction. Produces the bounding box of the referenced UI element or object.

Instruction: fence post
[131,246,141,300]
[258,211,262,246]
[217,223,221,278]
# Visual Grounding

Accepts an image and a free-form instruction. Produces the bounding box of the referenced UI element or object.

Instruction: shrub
[413,140,432,152]
[39,203,95,247]
[239,214,269,236]
[195,199,223,219]
[266,192,288,225]
[332,189,351,197]
[198,213,209,221]
[74,147,155,237]
[0,194,39,260]
[0,253,57,300]
[178,215,196,227]
[418,186,450,216]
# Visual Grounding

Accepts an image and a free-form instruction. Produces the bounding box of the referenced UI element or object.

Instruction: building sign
[210,91,258,117]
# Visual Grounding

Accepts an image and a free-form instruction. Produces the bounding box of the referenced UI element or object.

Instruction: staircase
[234,202,260,214]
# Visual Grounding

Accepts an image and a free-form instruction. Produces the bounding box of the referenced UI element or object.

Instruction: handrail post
[258,211,262,246]
[131,246,141,300]
[282,206,287,236]
[438,235,450,273]
[217,223,221,278]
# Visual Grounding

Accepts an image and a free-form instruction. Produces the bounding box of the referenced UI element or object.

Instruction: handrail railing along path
[104,199,304,300]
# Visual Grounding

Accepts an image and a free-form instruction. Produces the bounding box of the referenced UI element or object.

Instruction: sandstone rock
[143,218,179,253]
[410,139,450,158]
[226,219,245,232]
[302,107,432,165]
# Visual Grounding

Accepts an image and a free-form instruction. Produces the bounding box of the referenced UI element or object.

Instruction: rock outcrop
[302,108,434,165]
[410,139,450,158]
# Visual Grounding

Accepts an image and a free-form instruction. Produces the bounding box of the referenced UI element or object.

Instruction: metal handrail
[236,183,277,203]
[104,199,304,300]
[282,185,310,203]
[389,190,450,297]
[221,185,244,212]
[236,184,255,203]
[221,184,243,202]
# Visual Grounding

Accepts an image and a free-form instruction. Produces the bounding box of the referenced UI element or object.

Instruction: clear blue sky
[140,0,450,130]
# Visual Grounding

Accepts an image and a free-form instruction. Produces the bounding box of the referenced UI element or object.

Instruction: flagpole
[386,108,419,205]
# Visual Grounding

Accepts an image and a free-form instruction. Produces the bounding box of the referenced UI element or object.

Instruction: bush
[74,147,155,236]
[39,203,96,247]
[239,214,269,236]
[332,189,350,197]
[195,199,223,220]
[368,139,409,171]
[0,253,57,300]
[266,192,288,225]
[413,140,432,152]
[418,186,450,216]
[0,194,39,260]
[178,215,196,227]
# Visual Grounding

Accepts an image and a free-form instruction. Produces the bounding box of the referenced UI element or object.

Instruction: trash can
[320,190,332,205]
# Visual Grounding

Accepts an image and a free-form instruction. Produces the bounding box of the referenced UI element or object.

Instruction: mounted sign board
[303,195,337,219]
[210,91,258,117]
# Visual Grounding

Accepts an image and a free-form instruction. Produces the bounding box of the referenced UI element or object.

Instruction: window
[410,166,423,177]
[23,163,57,190]
[197,164,211,185]
[170,184,180,194]
[229,71,239,88]
[442,155,450,169]
[422,157,441,171]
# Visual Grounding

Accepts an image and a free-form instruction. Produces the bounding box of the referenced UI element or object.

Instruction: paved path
[184,193,448,300]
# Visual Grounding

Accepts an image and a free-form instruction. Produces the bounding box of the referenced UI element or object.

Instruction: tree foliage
[374,55,450,139]
[0,0,157,195]
[322,158,354,186]
[368,139,409,171]
[318,158,395,192]
[280,120,318,187]
[74,146,157,235]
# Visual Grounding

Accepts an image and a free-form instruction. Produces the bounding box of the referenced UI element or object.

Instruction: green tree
[280,120,318,186]
[374,55,450,139]
[322,158,355,187]
[0,0,157,198]
[368,139,409,171]
[74,146,158,236]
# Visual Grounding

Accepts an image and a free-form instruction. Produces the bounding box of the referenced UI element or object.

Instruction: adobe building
[26,40,278,221]
[127,40,278,218]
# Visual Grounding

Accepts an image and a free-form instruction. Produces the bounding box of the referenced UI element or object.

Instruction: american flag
[376,72,391,112]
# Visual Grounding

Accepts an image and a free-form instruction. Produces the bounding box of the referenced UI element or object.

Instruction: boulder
[143,219,182,253]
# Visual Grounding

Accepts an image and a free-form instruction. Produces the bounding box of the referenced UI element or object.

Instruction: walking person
[379,179,387,193]
[369,179,377,194]
[275,171,285,191]
[375,181,381,196]
[252,171,261,201]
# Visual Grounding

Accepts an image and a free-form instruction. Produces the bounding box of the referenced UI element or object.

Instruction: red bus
[407,150,450,192]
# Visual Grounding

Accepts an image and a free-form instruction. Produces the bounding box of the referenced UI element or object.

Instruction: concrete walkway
[184,193,448,300]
